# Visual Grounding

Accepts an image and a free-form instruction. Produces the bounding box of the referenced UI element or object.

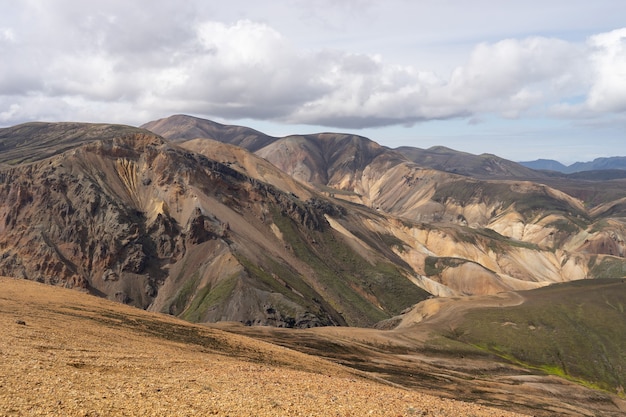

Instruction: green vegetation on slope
[424,256,470,277]
[182,274,238,323]
[167,271,201,315]
[235,254,339,326]
[450,279,626,394]
[588,256,626,278]
[271,208,430,327]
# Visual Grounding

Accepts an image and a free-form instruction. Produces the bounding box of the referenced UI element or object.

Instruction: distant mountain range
[520,157,626,174]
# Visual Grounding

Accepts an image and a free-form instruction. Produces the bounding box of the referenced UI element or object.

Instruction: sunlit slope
[1,276,521,417]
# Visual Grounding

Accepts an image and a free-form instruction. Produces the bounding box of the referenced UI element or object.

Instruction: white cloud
[586,28,626,113]
[168,20,329,116]
[286,36,588,126]
[0,0,624,133]
[0,27,15,42]
[549,28,626,118]
[443,37,587,117]
[0,103,21,124]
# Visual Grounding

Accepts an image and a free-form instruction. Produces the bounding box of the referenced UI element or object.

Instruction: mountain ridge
[143,115,626,293]
[141,114,277,151]
[520,156,626,173]
[0,121,432,328]
[396,145,546,179]
[1,115,625,330]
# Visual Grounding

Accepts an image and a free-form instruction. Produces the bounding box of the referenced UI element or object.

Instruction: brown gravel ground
[0,277,527,417]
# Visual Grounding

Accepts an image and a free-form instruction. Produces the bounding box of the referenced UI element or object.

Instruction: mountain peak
[142,114,276,151]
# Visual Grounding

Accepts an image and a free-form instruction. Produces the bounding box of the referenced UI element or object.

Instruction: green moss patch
[449,279,626,394]
[182,274,238,322]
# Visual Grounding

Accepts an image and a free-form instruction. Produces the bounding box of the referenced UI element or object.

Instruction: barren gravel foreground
[0,277,526,417]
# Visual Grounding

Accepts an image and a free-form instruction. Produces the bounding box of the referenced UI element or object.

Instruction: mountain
[397,145,546,179]
[0,121,430,328]
[141,114,276,151]
[569,156,626,173]
[3,115,626,415]
[146,115,626,293]
[518,158,568,172]
[520,156,626,174]
[2,115,626,330]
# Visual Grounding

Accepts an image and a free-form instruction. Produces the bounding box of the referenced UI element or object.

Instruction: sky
[1,1,625,164]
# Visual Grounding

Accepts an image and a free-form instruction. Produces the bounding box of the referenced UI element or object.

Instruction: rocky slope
[0,122,431,328]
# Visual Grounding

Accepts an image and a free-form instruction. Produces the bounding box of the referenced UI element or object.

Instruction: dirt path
[398,291,526,329]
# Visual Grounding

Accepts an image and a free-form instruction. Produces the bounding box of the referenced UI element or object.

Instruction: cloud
[440,37,588,120]
[586,28,626,113]
[549,28,626,119]
[162,20,330,117]
[0,1,624,130]
[286,36,586,126]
